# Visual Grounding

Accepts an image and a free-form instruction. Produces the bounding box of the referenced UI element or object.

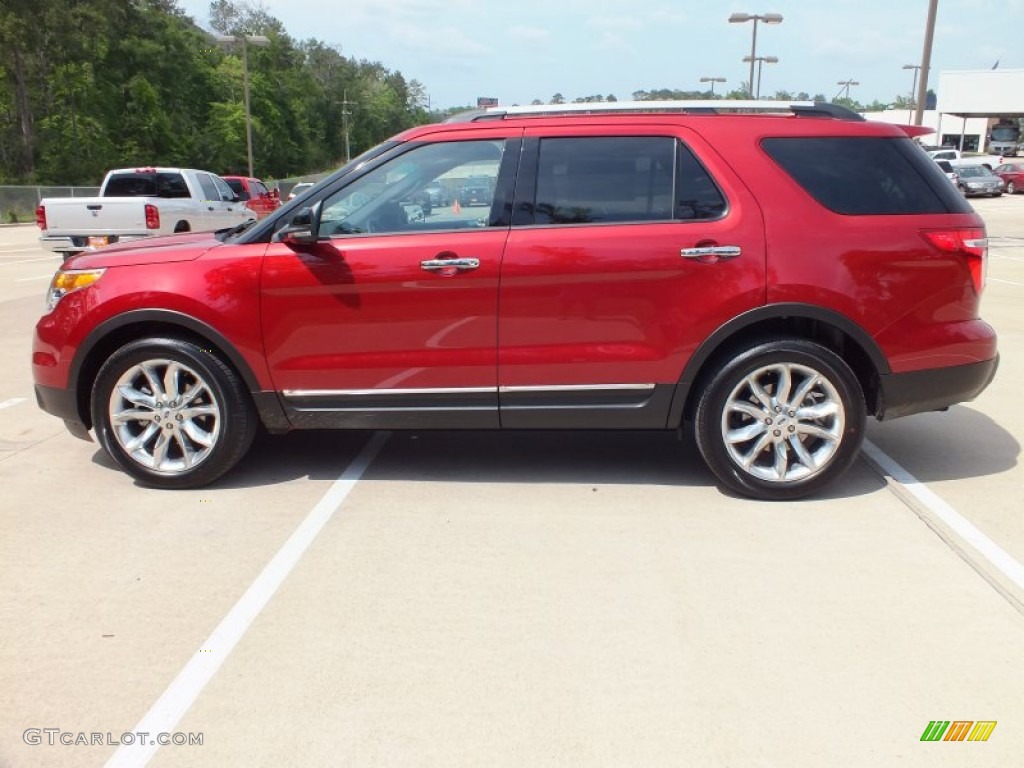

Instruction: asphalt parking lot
[1,199,1023,767]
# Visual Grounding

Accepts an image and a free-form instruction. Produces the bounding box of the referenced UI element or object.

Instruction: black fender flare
[70,309,290,431]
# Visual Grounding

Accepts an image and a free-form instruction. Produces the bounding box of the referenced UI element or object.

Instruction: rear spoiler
[896,124,934,139]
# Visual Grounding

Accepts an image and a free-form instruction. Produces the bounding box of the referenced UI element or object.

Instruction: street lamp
[902,64,921,123]
[729,12,783,98]
[215,34,271,178]
[742,55,778,99]
[835,79,859,101]
[699,76,727,96]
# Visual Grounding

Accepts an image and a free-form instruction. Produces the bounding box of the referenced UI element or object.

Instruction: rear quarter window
[762,137,972,215]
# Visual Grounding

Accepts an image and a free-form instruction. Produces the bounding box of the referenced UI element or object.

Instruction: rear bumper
[39,234,148,254]
[877,356,999,421]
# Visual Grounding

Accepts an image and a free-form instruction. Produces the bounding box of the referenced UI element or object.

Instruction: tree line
[0,0,944,185]
[0,0,430,184]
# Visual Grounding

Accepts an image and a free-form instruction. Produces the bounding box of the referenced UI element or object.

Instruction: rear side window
[532,136,724,225]
[196,173,220,202]
[762,137,971,215]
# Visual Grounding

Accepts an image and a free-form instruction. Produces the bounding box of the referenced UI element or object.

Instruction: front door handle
[680,245,742,259]
[420,257,480,272]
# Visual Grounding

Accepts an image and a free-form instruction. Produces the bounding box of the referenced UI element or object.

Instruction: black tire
[91,337,256,489]
[694,339,866,500]
[1007,181,1016,194]
[174,221,191,233]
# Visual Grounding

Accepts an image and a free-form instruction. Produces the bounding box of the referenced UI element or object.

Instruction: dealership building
[863,68,1024,153]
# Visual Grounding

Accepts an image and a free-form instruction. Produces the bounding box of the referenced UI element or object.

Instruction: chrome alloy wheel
[720,362,845,483]
[108,358,222,473]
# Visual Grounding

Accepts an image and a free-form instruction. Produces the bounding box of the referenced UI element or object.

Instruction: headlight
[46,269,105,312]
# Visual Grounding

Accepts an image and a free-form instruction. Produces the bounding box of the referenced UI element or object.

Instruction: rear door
[498,125,767,428]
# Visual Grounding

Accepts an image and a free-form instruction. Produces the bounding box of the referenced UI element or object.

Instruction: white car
[287,182,314,201]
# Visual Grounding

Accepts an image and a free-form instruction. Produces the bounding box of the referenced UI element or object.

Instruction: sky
[174,0,1024,109]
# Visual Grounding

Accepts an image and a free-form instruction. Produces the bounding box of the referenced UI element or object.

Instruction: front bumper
[877,356,999,421]
[34,384,91,440]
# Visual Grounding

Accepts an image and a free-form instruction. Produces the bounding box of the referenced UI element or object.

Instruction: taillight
[921,227,988,294]
[35,205,47,230]
[144,203,160,230]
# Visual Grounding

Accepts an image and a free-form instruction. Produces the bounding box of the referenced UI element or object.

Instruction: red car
[33,101,998,498]
[221,175,281,218]
[993,162,1024,194]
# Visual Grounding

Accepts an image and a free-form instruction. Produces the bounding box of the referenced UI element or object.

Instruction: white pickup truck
[926,148,1003,170]
[36,167,256,259]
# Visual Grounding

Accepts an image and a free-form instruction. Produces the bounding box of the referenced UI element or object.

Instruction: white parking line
[989,277,1024,286]
[861,439,1024,595]
[15,274,54,282]
[0,255,55,265]
[104,431,391,768]
[0,397,27,410]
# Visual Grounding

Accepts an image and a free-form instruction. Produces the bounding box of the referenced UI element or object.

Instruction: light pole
[902,64,921,123]
[742,55,778,99]
[699,76,727,96]
[835,79,859,101]
[215,34,271,178]
[729,12,783,98]
[914,0,939,126]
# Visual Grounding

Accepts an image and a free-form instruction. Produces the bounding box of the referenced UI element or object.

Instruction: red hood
[64,231,223,269]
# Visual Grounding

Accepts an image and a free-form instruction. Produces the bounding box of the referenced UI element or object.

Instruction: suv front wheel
[91,338,257,489]
[694,340,866,500]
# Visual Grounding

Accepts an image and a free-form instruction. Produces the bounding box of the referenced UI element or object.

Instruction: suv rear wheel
[91,338,256,489]
[694,340,866,500]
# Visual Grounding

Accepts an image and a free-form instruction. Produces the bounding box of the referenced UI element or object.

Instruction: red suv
[221,175,281,219]
[33,101,998,499]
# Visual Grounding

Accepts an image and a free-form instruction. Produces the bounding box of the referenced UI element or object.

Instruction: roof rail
[454,100,864,122]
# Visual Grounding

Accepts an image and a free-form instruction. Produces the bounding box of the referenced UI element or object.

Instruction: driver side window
[320,140,505,237]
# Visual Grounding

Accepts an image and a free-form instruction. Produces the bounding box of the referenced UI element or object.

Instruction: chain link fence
[2,175,337,224]
[1,186,101,223]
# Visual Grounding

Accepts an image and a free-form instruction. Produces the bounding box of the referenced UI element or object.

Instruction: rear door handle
[681,246,742,259]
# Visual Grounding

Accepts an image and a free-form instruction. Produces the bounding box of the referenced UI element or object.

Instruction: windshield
[958,166,991,178]
[991,124,1020,142]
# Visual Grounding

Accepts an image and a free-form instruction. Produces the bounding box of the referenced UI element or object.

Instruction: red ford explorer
[32,101,998,499]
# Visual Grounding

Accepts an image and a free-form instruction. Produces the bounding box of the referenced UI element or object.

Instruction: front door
[261,136,520,428]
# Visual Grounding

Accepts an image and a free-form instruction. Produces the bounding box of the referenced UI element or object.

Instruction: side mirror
[274,206,319,248]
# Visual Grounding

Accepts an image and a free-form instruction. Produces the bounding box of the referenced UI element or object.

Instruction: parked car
[32,101,998,499]
[287,182,314,201]
[934,159,960,187]
[423,180,450,207]
[221,175,281,219]
[993,162,1024,194]
[955,165,1004,197]
[36,168,255,260]
[457,177,493,207]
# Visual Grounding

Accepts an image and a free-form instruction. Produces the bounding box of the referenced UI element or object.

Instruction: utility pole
[340,89,355,163]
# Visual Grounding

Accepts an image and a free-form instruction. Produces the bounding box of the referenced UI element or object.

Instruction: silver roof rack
[446,100,864,123]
